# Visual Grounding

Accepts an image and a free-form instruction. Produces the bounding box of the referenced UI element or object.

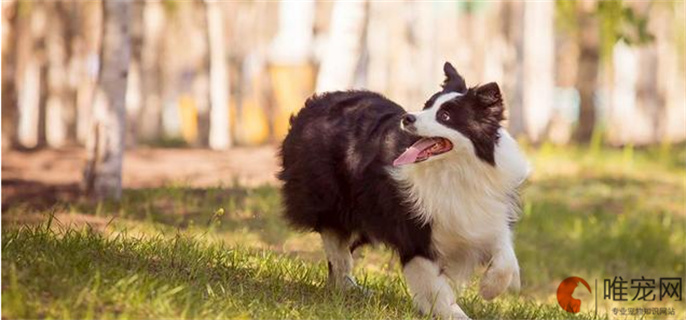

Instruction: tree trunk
[656,2,686,143]
[573,4,599,143]
[522,1,554,143]
[365,1,392,96]
[607,42,640,146]
[16,3,47,149]
[501,1,525,137]
[45,1,74,148]
[315,0,366,92]
[2,0,18,150]
[74,1,102,146]
[137,0,164,142]
[193,1,210,147]
[125,0,144,147]
[268,0,315,141]
[84,0,131,200]
[205,0,231,150]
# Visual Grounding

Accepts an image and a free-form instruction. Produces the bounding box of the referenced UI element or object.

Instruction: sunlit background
[1,1,685,319]
[2,0,684,149]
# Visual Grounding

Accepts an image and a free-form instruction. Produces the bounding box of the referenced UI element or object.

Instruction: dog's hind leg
[321,230,357,289]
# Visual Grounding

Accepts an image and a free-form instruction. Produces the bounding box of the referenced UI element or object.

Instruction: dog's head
[394,62,504,167]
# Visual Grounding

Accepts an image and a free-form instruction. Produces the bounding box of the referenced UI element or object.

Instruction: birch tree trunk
[501,1,525,137]
[2,0,18,150]
[573,2,599,143]
[16,3,47,149]
[45,1,72,148]
[522,1,554,143]
[194,1,211,147]
[270,1,314,65]
[205,0,231,150]
[125,0,144,147]
[315,0,366,92]
[657,3,686,143]
[607,42,639,145]
[75,2,102,146]
[138,0,163,142]
[268,0,314,141]
[84,0,131,200]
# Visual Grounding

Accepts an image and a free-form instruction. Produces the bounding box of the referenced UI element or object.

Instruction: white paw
[344,275,374,296]
[343,275,358,289]
[446,304,471,320]
[508,267,521,293]
[329,274,358,290]
[480,267,513,301]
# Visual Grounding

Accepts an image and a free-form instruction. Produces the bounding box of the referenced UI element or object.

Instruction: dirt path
[2,146,281,210]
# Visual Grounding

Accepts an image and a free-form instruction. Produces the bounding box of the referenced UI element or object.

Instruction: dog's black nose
[402,114,416,126]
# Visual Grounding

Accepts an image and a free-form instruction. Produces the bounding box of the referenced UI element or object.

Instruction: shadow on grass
[517,174,685,292]
[2,224,414,319]
[1,179,82,211]
[2,179,291,245]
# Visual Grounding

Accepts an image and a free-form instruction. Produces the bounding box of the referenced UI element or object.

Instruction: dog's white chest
[424,174,509,249]
[390,128,529,259]
[390,156,516,254]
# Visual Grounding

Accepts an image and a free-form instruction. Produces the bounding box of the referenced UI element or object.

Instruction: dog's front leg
[403,256,470,320]
[480,231,520,300]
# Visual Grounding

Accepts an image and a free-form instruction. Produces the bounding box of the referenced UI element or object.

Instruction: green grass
[2,223,596,320]
[2,145,685,319]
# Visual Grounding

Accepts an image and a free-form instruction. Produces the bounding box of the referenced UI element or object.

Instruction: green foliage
[555,0,578,34]
[16,0,33,19]
[144,136,190,148]
[597,0,654,62]
[161,0,180,15]
[556,0,655,63]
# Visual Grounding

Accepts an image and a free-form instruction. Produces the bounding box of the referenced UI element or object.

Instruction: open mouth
[393,137,453,167]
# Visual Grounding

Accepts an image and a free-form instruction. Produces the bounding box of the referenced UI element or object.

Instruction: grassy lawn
[2,145,685,319]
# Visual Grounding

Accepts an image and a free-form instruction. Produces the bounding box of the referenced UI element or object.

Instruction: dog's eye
[438,110,450,122]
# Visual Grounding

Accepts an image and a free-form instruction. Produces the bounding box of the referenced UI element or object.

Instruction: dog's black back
[279,91,435,263]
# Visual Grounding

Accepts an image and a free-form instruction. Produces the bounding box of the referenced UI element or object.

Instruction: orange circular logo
[557,276,592,313]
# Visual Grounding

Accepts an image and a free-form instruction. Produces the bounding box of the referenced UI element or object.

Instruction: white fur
[403,256,470,319]
[391,93,530,308]
[404,92,462,143]
[321,231,357,288]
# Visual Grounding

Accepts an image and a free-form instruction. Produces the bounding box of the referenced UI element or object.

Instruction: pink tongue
[393,138,437,167]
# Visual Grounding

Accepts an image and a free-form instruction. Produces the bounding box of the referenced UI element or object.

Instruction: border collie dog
[279,62,529,319]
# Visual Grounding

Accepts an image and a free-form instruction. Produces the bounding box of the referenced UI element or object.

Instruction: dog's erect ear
[442,62,467,93]
[475,82,504,119]
[475,82,502,105]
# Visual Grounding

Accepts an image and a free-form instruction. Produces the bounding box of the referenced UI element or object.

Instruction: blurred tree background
[1,0,685,198]
[3,0,684,147]
[2,2,685,318]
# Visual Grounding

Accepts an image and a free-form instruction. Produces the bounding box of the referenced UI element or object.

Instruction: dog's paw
[479,267,513,301]
[508,267,521,293]
[445,304,471,320]
[343,275,358,289]
[344,275,374,296]
[328,274,356,290]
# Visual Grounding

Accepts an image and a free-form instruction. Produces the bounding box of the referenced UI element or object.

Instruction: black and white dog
[279,62,529,319]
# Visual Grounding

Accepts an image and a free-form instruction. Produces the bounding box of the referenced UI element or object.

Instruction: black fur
[278,91,436,264]
[423,63,505,166]
[441,62,467,93]
[435,84,504,165]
